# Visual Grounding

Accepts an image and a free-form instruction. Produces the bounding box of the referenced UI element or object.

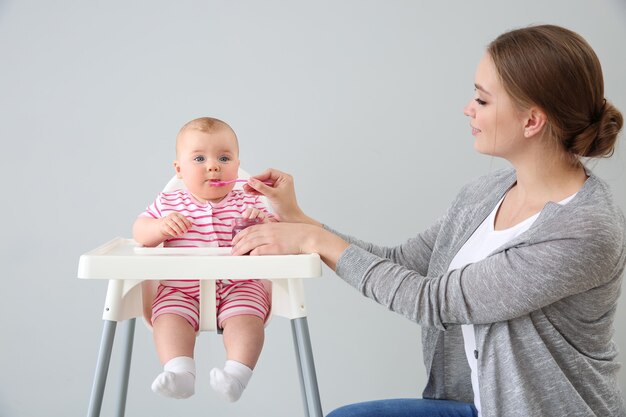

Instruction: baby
[133,117,273,402]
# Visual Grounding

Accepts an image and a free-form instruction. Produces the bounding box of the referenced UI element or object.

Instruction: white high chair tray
[78,237,322,280]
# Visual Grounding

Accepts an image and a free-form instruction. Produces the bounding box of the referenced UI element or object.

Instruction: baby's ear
[173,160,182,178]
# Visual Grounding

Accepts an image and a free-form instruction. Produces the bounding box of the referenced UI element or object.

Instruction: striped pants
[151,279,272,331]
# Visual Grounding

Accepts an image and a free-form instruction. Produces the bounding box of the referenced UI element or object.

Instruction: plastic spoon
[209,179,273,187]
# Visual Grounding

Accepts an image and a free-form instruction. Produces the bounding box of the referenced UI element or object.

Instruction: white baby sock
[151,356,196,399]
[209,360,253,402]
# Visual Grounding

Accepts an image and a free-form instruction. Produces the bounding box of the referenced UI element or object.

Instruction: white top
[447,193,576,416]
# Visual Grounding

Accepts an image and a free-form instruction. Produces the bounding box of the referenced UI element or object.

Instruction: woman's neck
[508,141,587,205]
[494,149,587,231]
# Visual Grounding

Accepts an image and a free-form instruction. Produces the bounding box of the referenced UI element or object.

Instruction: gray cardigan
[333,168,626,417]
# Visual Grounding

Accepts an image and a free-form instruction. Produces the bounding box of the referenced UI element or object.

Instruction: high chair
[78,171,324,417]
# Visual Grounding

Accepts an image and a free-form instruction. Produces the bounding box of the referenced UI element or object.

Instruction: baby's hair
[488,24,623,163]
[176,117,239,155]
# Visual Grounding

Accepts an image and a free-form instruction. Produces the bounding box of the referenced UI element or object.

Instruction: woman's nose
[463,100,475,117]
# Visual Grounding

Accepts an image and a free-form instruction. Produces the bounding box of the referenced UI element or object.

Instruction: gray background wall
[1,1,625,416]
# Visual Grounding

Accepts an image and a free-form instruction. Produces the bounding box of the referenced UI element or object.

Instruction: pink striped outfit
[140,189,272,331]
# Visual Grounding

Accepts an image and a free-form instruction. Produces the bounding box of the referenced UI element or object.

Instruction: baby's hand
[160,213,192,237]
[242,208,276,223]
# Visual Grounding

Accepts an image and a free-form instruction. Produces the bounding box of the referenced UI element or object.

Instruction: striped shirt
[141,189,271,248]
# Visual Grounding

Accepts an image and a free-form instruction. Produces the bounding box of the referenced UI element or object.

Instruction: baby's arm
[133,213,192,247]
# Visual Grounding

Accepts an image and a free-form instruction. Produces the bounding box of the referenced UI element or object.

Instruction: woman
[233,25,625,417]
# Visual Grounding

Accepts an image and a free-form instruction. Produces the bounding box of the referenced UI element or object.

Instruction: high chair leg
[115,318,136,417]
[291,317,323,417]
[88,320,117,417]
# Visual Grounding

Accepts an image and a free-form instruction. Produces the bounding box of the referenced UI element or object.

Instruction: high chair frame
[78,173,324,417]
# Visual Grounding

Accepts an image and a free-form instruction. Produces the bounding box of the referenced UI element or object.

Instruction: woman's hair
[487,24,623,160]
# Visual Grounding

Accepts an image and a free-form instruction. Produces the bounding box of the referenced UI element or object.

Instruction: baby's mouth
[207,179,226,187]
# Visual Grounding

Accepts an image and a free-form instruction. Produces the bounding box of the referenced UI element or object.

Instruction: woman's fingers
[231,222,303,256]
[246,178,276,197]
[242,168,282,195]
[231,224,272,255]
[244,169,305,222]
[253,167,288,183]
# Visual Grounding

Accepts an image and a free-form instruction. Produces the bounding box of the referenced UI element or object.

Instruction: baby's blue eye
[219,156,231,163]
[194,156,205,163]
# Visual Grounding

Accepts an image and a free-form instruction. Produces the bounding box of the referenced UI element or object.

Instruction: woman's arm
[231,221,348,269]
[325,218,442,277]
[233,215,622,329]
[336,223,624,329]
[238,168,441,274]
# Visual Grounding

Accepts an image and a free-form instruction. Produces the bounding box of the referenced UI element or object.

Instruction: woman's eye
[193,156,205,163]
[472,87,487,106]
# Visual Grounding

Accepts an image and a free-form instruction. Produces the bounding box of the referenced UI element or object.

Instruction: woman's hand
[231,222,312,255]
[243,168,317,225]
[238,168,349,269]
[231,221,349,270]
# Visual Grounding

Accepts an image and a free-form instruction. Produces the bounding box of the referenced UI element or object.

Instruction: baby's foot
[209,360,252,402]
[151,356,195,399]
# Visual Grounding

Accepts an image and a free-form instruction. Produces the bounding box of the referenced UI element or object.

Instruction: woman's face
[463,53,528,160]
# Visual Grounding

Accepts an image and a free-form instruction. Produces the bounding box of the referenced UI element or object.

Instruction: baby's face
[174,128,240,203]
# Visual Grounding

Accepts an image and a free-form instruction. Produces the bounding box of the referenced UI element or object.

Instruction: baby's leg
[210,279,270,402]
[150,281,200,399]
[223,314,265,368]
[151,314,197,399]
[153,313,196,364]
[210,315,265,402]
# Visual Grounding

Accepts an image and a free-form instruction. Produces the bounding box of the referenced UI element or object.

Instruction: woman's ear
[523,107,547,138]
